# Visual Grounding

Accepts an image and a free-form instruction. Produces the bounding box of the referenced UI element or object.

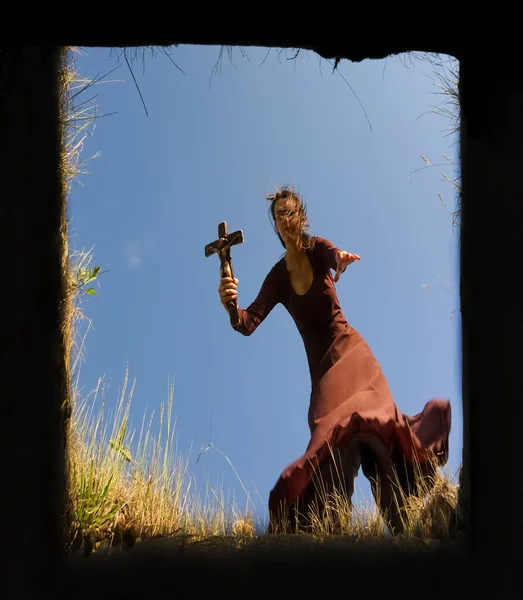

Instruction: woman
[218,186,451,534]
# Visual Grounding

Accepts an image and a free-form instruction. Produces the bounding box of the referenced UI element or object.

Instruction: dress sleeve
[233,264,281,336]
[313,236,342,273]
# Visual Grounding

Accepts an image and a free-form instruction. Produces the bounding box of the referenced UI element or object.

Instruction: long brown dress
[233,236,451,533]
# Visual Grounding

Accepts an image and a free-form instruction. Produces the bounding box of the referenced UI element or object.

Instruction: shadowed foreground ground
[63,534,470,597]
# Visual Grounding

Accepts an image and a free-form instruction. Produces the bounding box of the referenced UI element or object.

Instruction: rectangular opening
[64,44,463,559]
[10,39,505,597]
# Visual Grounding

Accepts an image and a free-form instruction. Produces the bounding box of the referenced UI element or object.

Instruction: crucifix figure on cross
[204,221,244,328]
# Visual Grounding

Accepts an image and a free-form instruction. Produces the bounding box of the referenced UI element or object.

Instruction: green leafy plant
[75,264,102,296]
[72,462,119,531]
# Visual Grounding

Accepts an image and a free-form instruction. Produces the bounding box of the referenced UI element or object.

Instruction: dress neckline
[281,251,315,297]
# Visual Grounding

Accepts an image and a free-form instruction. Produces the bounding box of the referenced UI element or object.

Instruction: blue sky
[68,45,461,527]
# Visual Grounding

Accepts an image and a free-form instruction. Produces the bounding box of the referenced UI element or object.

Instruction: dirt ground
[63,533,469,598]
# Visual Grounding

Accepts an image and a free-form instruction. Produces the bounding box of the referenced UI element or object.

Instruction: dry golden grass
[66,362,259,555]
[269,444,459,541]
[66,352,459,557]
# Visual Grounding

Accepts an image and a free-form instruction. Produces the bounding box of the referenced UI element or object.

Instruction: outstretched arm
[218,265,280,336]
[314,236,360,283]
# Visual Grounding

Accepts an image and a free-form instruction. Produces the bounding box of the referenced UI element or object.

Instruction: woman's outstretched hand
[334,250,360,283]
[218,276,239,311]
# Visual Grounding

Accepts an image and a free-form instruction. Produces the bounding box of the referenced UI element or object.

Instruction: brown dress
[233,236,451,533]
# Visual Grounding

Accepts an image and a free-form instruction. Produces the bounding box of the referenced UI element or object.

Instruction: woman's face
[273,197,297,245]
